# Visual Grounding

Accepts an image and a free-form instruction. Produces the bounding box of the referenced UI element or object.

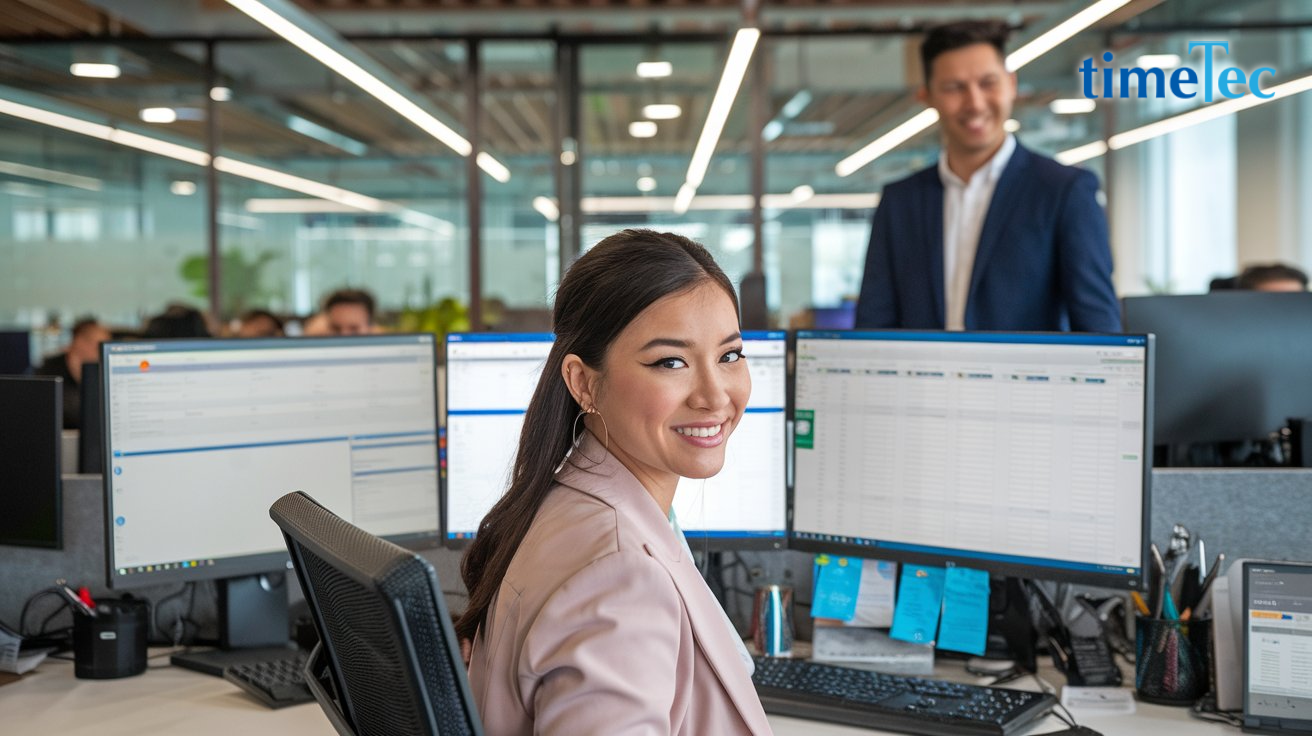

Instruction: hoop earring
[553,407,611,474]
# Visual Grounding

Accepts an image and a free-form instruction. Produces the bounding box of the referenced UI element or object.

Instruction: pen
[1151,544,1168,619]
[1198,539,1208,583]
[1193,553,1225,618]
[1130,591,1150,616]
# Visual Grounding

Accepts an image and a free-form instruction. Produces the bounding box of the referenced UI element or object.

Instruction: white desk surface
[0,653,1235,735]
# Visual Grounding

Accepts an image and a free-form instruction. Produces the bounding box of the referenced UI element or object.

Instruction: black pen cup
[73,597,149,679]
[1134,615,1212,705]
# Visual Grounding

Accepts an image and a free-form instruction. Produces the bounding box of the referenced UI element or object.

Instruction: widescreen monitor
[444,331,788,548]
[102,335,441,590]
[78,362,104,474]
[0,376,62,549]
[1123,292,1312,445]
[791,331,1152,590]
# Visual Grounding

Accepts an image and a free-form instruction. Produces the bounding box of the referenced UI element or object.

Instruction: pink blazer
[466,432,773,735]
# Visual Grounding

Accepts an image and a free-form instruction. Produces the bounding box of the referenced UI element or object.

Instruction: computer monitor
[1123,292,1312,446]
[271,491,483,736]
[0,330,32,375]
[0,376,63,549]
[78,362,104,475]
[102,335,441,660]
[444,331,788,548]
[791,330,1153,590]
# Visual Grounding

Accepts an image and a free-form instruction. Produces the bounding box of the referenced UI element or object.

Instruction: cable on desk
[1190,693,1243,727]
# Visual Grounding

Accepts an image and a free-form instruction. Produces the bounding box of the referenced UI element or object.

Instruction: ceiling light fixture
[0,159,102,190]
[170,181,198,196]
[836,0,1133,177]
[224,0,509,181]
[637,61,673,79]
[139,107,178,124]
[674,27,761,214]
[210,86,233,102]
[642,104,682,120]
[1136,54,1182,70]
[629,121,658,138]
[532,196,560,222]
[70,63,121,79]
[1050,98,1097,114]
[636,176,657,192]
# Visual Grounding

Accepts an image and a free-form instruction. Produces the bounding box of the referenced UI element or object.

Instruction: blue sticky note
[890,565,946,646]
[811,556,863,621]
[936,567,991,656]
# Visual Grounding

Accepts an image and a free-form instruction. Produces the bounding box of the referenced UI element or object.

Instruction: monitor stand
[982,577,1037,673]
[171,572,295,677]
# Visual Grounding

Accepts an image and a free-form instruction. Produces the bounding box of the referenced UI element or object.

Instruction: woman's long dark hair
[456,229,739,641]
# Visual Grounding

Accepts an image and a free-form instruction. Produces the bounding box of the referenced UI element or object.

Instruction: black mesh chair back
[270,491,483,736]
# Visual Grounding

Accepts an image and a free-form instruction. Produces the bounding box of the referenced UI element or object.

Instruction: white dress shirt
[939,133,1017,331]
[670,508,755,676]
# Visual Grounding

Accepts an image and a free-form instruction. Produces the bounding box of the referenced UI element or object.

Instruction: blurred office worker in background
[236,309,285,338]
[1237,262,1308,292]
[856,21,1121,333]
[34,317,110,429]
[323,288,376,335]
[142,304,212,339]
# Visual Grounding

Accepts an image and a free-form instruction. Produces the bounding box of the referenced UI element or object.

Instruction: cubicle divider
[3,469,1308,641]
[0,474,468,639]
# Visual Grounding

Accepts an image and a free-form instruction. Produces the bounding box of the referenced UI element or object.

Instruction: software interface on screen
[792,332,1148,582]
[104,336,439,582]
[445,332,787,540]
[1246,564,1312,725]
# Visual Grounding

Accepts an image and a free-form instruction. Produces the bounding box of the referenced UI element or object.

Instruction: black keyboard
[222,650,314,709]
[752,657,1056,736]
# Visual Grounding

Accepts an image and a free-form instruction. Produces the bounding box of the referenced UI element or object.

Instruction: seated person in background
[236,309,285,338]
[142,304,212,339]
[322,288,376,335]
[34,317,110,429]
[459,229,771,735]
[1237,263,1308,292]
[299,312,332,336]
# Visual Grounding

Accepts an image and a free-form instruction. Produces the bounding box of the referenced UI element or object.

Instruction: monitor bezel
[0,375,63,550]
[441,330,790,551]
[101,334,443,590]
[1243,560,1312,732]
[787,329,1153,591]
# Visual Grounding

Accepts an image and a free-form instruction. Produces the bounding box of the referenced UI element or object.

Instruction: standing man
[856,21,1121,332]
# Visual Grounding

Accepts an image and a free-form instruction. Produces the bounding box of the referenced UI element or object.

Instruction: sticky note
[811,555,863,621]
[890,565,946,646]
[936,567,991,656]
[846,560,897,627]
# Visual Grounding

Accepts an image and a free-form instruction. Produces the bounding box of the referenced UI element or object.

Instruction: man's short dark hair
[71,317,102,339]
[240,309,285,332]
[323,288,376,321]
[1237,263,1309,290]
[920,20,1011,84]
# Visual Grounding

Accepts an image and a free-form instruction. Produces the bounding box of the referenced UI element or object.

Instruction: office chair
[270,492,483,736]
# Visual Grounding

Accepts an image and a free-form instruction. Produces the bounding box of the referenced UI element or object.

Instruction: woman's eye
[654,357,688,370]
[721,350,745,364]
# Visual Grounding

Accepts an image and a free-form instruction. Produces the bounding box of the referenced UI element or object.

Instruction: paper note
[1061,686,1137,716]
[811,555,863,621]
[936,566,991,656]
[847,560,897,627]
[890,565,946,646]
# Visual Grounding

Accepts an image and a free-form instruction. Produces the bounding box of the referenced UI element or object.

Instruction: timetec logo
[1080,41,1275,102]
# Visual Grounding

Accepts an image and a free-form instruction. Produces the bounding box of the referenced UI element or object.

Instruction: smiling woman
[458,228,772,735]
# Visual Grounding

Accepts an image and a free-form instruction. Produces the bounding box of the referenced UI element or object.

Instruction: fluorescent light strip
[675,28,760,214]
[226,0,511,181]
[1005,0,1133,72]
[836,0,1132,178]
[1054,141,1108,165]
[835,108,939,178]
[532,196,560,222]
[583,192,880,214]
[0,93,452,232]
[1050,98,1097,114]
[0,159,102,190]
[1136,54,1181,70]
[246,198,363,213]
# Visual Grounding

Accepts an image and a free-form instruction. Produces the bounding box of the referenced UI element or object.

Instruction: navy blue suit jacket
[855,142,1121,332]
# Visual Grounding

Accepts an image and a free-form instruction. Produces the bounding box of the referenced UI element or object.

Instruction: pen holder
[1134,615,1212,705]
[73,597,148,680]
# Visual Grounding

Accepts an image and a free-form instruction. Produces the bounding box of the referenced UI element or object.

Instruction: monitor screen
[103,335,440,588]
[0,376,62,549]
[1124,292,1312,445]
[79,362,104,475]
[791,331,1152,589]
[444,331,788,547]
[1244,561,1312,731]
